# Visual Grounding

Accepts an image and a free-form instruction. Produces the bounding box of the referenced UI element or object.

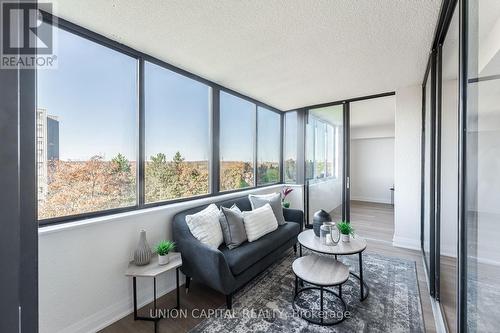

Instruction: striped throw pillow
[242,203,279,242]
[185,204,223,248]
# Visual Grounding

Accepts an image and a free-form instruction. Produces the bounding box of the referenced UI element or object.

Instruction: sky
[37,25,280,162]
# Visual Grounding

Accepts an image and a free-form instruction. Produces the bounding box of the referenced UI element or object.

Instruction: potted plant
[337,221,354,242]
[281,187,294,208]
[155,240,175,265]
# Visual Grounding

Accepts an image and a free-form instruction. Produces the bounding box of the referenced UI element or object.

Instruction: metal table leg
[132,276,160,333]
[133,277,138,320]
[176,267,180,309]
[348,251,369,301]
[359,252,364,300]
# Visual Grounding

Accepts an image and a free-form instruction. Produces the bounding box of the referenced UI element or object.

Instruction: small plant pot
[158,254,169,265]
[341,234,350,243]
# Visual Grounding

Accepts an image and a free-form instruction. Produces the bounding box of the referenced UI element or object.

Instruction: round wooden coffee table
[292,254,349,325]
[297,229,369,301]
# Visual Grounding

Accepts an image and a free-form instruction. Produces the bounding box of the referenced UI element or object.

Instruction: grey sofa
[172,195,303,309]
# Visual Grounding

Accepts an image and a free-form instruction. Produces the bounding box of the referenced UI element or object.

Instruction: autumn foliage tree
[39,154,135,219]
[39,151,271,219]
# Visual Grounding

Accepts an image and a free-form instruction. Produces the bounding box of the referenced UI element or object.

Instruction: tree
[111,153,131,173]
[39,154,136,219]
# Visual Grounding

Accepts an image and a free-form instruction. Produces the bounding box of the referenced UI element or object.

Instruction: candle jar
[320,222,339,246]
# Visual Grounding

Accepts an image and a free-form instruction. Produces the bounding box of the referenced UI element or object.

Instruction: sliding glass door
[464,1,500,331]
[422,57,437,296]
[306,105,345,224]
[439,4,459,332]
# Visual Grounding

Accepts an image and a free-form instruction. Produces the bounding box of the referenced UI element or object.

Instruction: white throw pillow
[242,203,279,242]
[185,204,223,248]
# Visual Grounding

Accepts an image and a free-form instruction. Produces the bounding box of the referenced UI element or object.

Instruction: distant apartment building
[36,108,59,199]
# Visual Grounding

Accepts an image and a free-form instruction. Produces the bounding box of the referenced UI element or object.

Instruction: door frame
[302,92,395,226]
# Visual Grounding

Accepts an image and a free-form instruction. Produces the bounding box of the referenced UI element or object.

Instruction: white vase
[158,254,169,266]
[341,234,350,242]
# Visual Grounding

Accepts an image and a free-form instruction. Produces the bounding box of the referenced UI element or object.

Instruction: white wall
[350,137,395,204]
[38,185,287,333]
[350,124,394,140]
[393,85,422,250]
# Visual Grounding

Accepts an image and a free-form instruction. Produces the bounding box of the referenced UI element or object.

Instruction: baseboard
[350,196,391,204]
[392,236,420,251]
[61,277,184,333]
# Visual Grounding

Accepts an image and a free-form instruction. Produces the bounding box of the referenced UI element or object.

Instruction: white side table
[125,252,182,333]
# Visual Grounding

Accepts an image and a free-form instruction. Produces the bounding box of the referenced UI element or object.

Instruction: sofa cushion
[185,204,223,248]
[220,221,300,275]
[248,193,286,225]
[220,205,247,249]
[242,204,279,242]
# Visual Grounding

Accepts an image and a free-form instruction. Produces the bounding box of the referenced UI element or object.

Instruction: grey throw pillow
[248,193,286,225]
[219,205,247,249]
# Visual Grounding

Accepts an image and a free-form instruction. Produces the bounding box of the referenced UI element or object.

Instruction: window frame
[38,12,284,226]
[256,105,282,186]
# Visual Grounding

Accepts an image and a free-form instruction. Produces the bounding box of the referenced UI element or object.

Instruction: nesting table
[125,252,182,333]
[292,254,350,325]
[297,229,369,301]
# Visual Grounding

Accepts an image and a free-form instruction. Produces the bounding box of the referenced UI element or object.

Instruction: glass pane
[315,121,326,179]
[36,25,137,220]
[439,6,458,332]
[423,72,432,270]
[307,105,344,223]
[257,107,280,185]
[144,62,210,203]
[284,112,298,183]
[466,1,500,331]
[326,125,335,177]
[305,117,315,180]
[220,92,255,191]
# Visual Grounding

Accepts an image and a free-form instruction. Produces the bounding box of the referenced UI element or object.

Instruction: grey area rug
[190,249,425,333]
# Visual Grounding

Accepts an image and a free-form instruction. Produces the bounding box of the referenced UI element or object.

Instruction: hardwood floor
[349,200,395,243]
[102,201,436,333]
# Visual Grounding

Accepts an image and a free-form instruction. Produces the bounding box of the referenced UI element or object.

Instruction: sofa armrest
[172,218,235,295]
[283,208,304,229]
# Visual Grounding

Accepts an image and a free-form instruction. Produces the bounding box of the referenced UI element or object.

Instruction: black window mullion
[212,87,220,194]
[254,105,258,187]
[279,112,284,183]
[138,58,145,207]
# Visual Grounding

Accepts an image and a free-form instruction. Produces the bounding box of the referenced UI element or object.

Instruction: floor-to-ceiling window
[465,1,500,331]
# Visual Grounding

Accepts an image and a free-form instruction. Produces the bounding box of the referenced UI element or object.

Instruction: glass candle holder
[320,222,339,246]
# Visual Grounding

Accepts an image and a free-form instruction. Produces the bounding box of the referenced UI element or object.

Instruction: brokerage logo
[1,1,56,69]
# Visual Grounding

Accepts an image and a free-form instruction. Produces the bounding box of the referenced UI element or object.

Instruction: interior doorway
[305,94,396,245]
[348,96,396,242]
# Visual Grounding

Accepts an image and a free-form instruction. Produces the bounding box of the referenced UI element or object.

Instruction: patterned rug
[190,249,425,333]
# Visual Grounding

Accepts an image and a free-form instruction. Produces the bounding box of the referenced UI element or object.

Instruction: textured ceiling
[50,0,441,110]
